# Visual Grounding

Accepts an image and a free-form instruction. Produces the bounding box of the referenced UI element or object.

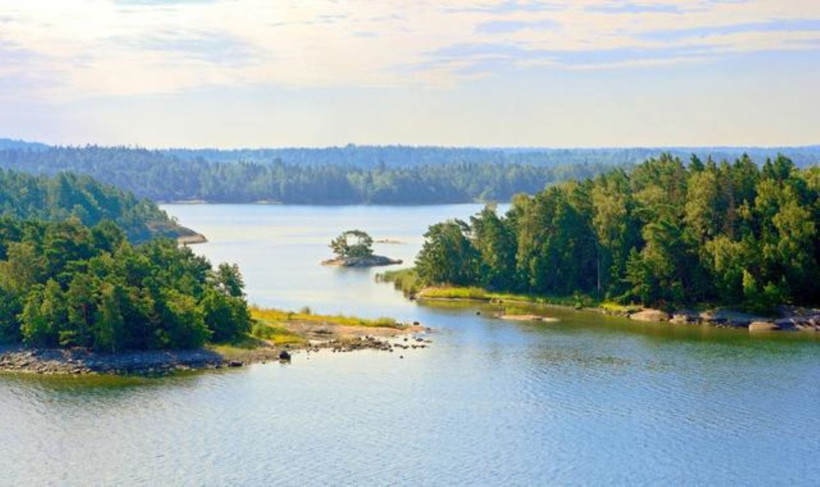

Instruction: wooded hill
[0,169,192,242]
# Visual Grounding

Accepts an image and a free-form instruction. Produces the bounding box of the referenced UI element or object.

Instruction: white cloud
[0,0,817,99]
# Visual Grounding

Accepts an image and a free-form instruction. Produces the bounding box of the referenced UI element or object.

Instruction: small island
[321,230,402,267]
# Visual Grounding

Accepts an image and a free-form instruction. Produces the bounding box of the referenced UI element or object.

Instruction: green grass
[378,267,608,311]
[249,306,404,330]
[600,301,642,314]
[376,268,422,295]
[420,287,491,300]
[207,334,272,355]
[249,323,308,346]
[417,286,598,309]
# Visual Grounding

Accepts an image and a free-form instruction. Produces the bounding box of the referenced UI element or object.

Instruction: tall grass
[376,268,422,295]
[249,306,404,329]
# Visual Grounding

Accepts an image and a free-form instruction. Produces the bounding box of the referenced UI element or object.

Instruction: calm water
[1,204,818,486]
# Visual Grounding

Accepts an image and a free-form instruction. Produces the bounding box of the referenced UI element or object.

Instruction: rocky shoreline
[177,233,208,245]
[321,255,402,267]
[0,332,433,376]
[605,307,820,332]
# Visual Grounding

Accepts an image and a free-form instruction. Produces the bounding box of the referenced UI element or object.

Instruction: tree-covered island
[0,172,420,375]
[381,154,820,330]
[322,230,402,267]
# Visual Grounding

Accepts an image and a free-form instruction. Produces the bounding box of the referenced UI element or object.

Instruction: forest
[1,141,818,204]
[0,168,190,242]
[0,171,251,350]
[414,154,820,313]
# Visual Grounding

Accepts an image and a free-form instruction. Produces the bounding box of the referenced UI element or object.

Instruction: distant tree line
[0,145,620,204]
[415,155,820,313]
[0,169,188,242]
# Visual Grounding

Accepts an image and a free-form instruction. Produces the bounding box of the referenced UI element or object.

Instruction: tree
[330,230,374,259]
[416,220,480,286]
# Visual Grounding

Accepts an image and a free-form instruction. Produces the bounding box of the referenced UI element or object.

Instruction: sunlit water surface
[1,204,818,486]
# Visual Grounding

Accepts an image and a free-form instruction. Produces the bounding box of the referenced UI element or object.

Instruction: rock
[629,309,670,322]
[279,350,292,362]
[698,309,759,327]
[749,321,779,332]
[227,360,244,368]
[498,314,558,322]
[320,255,402,267]
[774,319,798,331]
[670,310,698,324]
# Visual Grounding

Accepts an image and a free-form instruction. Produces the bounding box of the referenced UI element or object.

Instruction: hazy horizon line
[4,137,819,152]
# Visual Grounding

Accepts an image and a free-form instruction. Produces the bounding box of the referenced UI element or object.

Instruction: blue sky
[0,0,818,147]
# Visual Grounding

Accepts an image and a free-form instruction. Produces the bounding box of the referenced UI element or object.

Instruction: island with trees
[0,173,421,375]
[380,154,820,331]
[322,230,402,267]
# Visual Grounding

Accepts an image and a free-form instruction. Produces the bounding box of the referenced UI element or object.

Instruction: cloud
[113,0,220,5]
[0,0,817,99]
[475,19,557,34]
[110,30,262,67]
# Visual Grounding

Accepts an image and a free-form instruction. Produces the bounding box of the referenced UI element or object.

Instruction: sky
[0,0,818,148]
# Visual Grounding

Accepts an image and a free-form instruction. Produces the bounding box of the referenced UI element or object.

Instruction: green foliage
[330,230,374,259]
[0,217,252,351]
[0,169,189,242]
[377,268,422,296]
[415,220,480,286]
[415,155,820,312]
[2,144,818,205]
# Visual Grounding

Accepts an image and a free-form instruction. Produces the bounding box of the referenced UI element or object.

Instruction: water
[1,204,818,486]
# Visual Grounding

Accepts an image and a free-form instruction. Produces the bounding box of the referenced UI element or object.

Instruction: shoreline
[321,254,402,267]
[0,310,432,377]
[410,287,820,333]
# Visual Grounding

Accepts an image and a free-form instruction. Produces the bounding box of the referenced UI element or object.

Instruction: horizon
[0,1,818,148]
[3,137,820,152]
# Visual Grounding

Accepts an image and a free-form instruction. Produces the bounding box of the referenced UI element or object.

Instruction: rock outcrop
[321,255,402,267]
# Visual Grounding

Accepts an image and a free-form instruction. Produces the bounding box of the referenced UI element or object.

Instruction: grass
[206,334,278,357]
[600,301,642,314]
[417,286,599,309]
[249,306,405,330]
[249,323,308,346]
[377,267,601,309]
[376,268,422,295]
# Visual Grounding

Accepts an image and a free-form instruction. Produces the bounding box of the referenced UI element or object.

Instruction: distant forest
[1,140,818,204]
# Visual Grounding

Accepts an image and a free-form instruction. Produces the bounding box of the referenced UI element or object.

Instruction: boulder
[279,350,292,362]
[629,309,670,322]
[749,321,778,332]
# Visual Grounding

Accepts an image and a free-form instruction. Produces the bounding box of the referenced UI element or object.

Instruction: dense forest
[1,141,817,204]
[414,154,820,313]
[0,217,250,349]
[0,145,609,204]
[0,169,191,242]
[0,170,250,350]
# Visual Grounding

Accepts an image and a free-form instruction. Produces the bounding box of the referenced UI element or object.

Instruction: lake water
[1,204,818,486]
